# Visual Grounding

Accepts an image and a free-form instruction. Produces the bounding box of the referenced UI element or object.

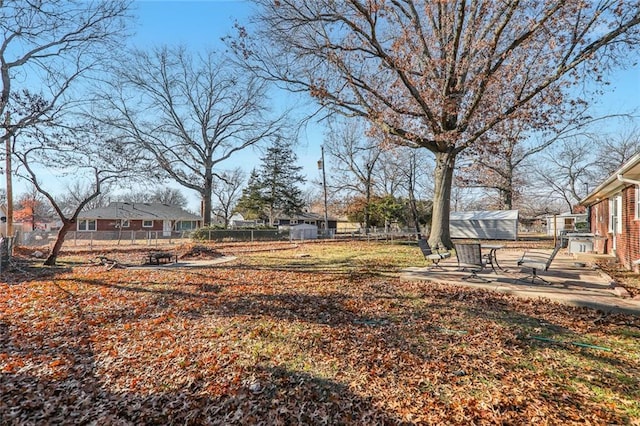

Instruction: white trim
[636,186,640,220]
[609,195,623,236]
[142,220,154,228]
[617,195,623,234]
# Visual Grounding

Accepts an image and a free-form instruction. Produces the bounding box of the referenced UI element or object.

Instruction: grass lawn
[1,240,639,424]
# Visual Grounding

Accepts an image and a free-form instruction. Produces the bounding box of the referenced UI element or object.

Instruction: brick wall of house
[589,185,640,272]
[618,187,630,270]
[622,185,640,272]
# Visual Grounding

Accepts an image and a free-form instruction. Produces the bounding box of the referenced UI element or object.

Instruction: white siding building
[450,210,519,241]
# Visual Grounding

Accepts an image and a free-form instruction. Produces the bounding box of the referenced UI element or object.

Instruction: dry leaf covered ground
[1,240,639,425]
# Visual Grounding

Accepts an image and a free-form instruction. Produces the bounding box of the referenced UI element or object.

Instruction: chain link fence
[17,230,194,248]
[14,226,423,249]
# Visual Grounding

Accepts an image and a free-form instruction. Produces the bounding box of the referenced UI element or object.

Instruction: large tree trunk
[500,166,514,210]
[202,175,213,226]
[428,150,456,249]
[408,191,421,237]
[407,153,421,238]
[364,182,371,234]
[500,188,513,210]
[44,221,75,266]
[202,193,212,227]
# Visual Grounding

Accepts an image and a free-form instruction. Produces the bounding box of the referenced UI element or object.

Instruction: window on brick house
[78,219,96,231]
[609,195,623,233]
[636,186,640,220]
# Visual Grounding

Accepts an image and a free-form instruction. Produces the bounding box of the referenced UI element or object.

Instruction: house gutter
[617,174,640,186]
[580,153,640,206]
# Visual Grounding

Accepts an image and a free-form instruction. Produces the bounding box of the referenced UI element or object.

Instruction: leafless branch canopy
[1,0,132,130]
[97,46,287,224]
[242,0,640,153]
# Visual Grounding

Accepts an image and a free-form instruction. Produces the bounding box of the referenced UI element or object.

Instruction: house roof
[291,223,318,229]
[79,202,201,221]
[450,210,519,221]
[286,212,337,221]
[543,212,587,219]
[581,152,640,207]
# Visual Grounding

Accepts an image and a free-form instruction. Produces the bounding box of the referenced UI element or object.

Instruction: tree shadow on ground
[3,265,639,424]
[0,311,402,425]
[0,258,73,284]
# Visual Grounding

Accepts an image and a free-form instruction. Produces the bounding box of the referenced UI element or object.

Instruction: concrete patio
[402,246,640,315]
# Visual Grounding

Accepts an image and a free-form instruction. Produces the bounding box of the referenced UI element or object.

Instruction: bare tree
[149,187,189,207]
[530,124,640,214]
[457,111,632,209]
[98,46,284,226]
[324,118,383,231]
[532,138,596,213]
[593,127,640,179]
[0,0,130,119]
[0,0,131,239]
[237,1,640,248]
[212,168,245,227]
[374,148,409,198]
[119,187,189,208]
[58,182,113,214]
[13,122,142,265]
[380,146,434,236]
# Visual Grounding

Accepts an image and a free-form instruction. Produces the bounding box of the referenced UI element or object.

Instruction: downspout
[616,175,640,269]
[617,174,640,186]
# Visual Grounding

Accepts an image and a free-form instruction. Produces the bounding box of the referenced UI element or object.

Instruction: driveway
[402,246,640,315]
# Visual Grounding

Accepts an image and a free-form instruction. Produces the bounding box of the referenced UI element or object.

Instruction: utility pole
[3,112,12,239]
[318,146,329,236]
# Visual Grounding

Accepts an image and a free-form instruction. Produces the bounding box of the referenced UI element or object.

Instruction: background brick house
[581,153,640,272]
[77,202,201,236]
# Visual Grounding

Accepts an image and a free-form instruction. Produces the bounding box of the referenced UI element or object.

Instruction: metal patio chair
[418,239,451,270]
[454,243,489,282]
[517,244,562,284]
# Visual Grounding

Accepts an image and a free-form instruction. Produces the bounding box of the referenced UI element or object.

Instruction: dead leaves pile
[1,241,639,425]
[178,244,224,260]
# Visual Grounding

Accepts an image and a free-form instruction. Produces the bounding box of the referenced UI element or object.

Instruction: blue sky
[131,0,252,50]
[12,1,640,212]
[128,0,640,211]
[129,0,324,210]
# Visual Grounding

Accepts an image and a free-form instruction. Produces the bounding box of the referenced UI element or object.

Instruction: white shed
[450,210,519,241]
[290,224,318,240]
[544,212,588,236]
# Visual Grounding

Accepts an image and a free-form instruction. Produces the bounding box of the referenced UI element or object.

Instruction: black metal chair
[454,243,489,282]
[418,239,451,269]
[517,244,561,284]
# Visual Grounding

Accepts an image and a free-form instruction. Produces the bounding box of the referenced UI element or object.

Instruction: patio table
[481,244,505,273]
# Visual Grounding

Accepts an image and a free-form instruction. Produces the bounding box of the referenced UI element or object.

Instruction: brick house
[77,202,201,236]
[580,153,640,272]
[274,212,338,231]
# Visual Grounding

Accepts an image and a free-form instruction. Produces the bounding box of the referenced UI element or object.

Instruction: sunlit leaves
[1,241,639,423]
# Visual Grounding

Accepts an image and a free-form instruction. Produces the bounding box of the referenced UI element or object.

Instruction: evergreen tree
[259,139,306,225]
[235,139,306,225]
[235,169,268,222]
